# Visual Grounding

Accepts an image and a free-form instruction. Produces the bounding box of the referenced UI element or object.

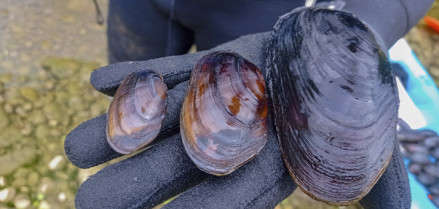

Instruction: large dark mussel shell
[181,51,268,176]
[107,70,167,154]
[266,8,399,205]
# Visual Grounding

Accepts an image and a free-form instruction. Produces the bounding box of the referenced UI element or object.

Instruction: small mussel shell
[107,70,167,154]
[266,8,398,205]
[181,51,268,176]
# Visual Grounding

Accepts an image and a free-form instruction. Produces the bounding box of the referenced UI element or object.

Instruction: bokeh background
[0,1,438,209]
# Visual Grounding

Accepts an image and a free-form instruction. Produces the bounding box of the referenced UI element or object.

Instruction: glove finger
[75,133,210,209]
[359,139,411,209]
[163,123,297,209]
[91,32,269,96]
[65,81,188,168]
[66,32,270,168]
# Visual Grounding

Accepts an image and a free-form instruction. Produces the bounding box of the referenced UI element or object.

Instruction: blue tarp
[389,39,439,209]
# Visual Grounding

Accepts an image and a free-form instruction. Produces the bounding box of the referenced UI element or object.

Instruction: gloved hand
[65,32,409,209]
[65,1,433,208]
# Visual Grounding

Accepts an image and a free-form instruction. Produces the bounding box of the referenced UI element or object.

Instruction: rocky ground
[0,1,438,209]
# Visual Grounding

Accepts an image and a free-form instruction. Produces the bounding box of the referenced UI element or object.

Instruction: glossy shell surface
[266,8,398,205]
[107,70,167,154]
[181,51,268,175]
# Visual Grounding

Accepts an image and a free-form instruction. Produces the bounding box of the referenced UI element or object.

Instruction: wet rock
[27,171,39,187]
[22,103,32,112]
[3,104,13,114]
[19,125,32,136]
[44,80,56,91]
[0,128,20,149]
[19,87,39,101]
[39,201,51,209]
[17,75,29,84]
[13,168,32,187]
[0,108,9,129]
[14,107,27,118]
[0,74,13,85]
[43,103,63,122]
[55,91,69,106]
[0,147,37,176]
[48,155,65,171]
[13,193,30,209]
[0,176,5,187]
[35,125,50,141]
[0,187,16,202]
[29,111,46,125]
[42,57,80,79]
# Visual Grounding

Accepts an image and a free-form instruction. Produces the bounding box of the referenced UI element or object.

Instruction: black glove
[65,32,409,209]
[65,1,434,208]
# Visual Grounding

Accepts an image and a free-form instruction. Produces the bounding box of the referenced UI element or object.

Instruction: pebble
[3,103,13,114]
[0,74,13,84]
[27,171,39,187]
[19,87,39,101]
[0,147,37,176]
[15,106,27,118]
[0,177,5,187]
[22,103,32,112]
[0,2,113,208]
[13,193,30,209]
[35,125,50,141]
[19,124,32,136]
[29,111,46,125]
[0,108,9,129]
[39,201,51,209]
[57,192,66,202]
[48,155,65,171]
[17,75,29,84]
[13,169,32,187]
[42,57,79,79]
[0,187,15,202]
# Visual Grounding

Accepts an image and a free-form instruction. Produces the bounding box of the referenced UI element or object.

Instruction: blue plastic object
[388,39,439,209]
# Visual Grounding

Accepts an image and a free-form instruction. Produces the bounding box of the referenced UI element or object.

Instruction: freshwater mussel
[181,51,268,176]
[107,70,167,154]
[266,8,399,205]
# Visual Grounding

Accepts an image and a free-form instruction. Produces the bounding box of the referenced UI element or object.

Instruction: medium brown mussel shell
[181,51,268,176]
[265,8,399,205]
[107,70,167,154]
